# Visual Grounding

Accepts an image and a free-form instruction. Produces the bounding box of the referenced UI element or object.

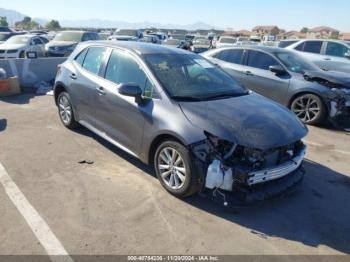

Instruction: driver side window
[105,50,155,98]
[326,42,349,58]
[247,50,279,70]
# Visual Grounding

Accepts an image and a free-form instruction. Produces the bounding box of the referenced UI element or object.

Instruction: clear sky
[1,0,349,31]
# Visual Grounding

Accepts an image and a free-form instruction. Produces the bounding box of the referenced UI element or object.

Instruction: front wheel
[154,140,201,198]
[290,94,327,125]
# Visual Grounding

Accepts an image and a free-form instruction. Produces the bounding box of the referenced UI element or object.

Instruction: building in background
[281,30,306,39]
[252,25,280,38]
[339,32,350,41]
[306,26,339,39]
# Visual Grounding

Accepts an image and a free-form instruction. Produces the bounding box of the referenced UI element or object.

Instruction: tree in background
[300,27,309,34]
[330,31,340,39]
[270,27,280,36]
[15,16,40,30]
[0,16,8,27]
[45,20,61,31]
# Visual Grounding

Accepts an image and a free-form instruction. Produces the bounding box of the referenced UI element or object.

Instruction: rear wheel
[154,140,201,198]
[291,94,327,125]
[57,92,79,129]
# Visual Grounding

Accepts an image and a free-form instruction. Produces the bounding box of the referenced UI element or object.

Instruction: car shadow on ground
[0,93,37,105]
[74,126,350,254]
[0,119,7,132]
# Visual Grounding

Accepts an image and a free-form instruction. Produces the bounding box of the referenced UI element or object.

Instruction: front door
[94,49,155,155]
[240,50,290,104]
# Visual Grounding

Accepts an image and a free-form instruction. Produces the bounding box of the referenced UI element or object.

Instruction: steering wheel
[194,74,211,83]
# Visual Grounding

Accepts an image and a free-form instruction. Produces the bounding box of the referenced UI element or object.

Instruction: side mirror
[345,52,350,59]
[269,65,287,75]
[118,83,142,102]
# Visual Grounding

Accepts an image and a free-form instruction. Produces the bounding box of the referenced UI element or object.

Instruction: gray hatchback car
[54,41,308,202]
[203,46,350,128]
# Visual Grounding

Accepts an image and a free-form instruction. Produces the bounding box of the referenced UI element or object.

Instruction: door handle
[69,73,77,80]
[244,71,254,76]
[323,57,331,61]
[96,86,106,95]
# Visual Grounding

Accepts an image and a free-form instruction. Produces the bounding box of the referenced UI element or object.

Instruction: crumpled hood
[0,43,25,50]
[47,41,78,47]
[304,70,350,88]
[179,93,308,150]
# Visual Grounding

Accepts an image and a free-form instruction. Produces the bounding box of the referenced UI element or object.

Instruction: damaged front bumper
[233,166,305,203]
[247,146,306,185]
[329,91,350,131]
[192,135,307,205]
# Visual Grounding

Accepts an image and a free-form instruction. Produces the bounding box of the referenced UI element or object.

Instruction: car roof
[81,41,190,55]
[218,45,282,52]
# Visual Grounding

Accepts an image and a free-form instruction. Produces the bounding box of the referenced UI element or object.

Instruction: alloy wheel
[157,147,187,190]
[291,95,321,123]
[58,95,72,125]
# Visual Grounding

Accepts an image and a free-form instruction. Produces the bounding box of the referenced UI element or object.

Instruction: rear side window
[278,40,298,48]
[75,48,88,66]
[32,38,43,45]
[296,41,323,54]
[325,42,349,57]
[214,49,244,65]
[247,50,279,70]
[82,47,107,75]
[105,50,147,89]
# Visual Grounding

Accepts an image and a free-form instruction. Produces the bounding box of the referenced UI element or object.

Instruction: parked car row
[202,46,350,130]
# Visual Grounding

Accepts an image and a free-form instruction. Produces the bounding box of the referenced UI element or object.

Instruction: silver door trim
[79,120,139,158]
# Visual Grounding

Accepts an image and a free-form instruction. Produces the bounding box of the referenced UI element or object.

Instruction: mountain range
[0,7,219,30]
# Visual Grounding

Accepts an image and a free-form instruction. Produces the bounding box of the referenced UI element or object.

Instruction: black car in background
[203,46,350,130]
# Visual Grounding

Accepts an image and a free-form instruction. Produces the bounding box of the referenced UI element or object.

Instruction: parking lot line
[0,162,73,262]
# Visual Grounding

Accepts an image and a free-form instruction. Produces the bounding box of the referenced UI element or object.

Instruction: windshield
[54,32,83,42]
[116,30,136,36]
[193,38,210,45]
[144,54,247,100]
[275,51,320,74]
[6,36,30,44]
[220,37,236,44]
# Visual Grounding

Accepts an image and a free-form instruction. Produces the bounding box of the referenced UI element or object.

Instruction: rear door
[239,50,290,104]
[294,40,325,67]
[68,46,108,125]
[319,41,350,73]
[210,49,246,82]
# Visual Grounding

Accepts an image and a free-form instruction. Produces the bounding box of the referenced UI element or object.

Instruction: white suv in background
[286,39,350,73]
[0,34,47,58]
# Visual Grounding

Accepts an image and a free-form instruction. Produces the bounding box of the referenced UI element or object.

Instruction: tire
[290,94,327,125]
[57,92,79,129]
[19,51,26,58]
[154,140,201,198]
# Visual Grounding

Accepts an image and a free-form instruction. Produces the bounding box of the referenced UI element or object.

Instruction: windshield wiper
[202,92,247,100]
[170,96,204,101]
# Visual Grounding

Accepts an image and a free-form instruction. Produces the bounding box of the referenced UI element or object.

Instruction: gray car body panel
[285,39,350,74]
[202,46,342,108]
[55,41,307,164]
